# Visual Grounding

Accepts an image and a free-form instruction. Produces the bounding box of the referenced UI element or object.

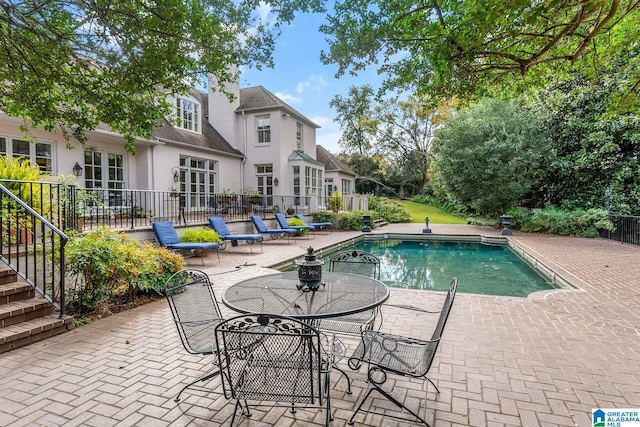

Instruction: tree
[329,85,375,155]
[320,0,640,111]
[431,99,547,217]
[0,0,323,154]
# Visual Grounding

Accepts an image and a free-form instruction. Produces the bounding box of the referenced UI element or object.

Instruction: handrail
[0,184,68,318]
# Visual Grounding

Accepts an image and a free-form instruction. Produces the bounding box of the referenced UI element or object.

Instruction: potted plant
[169,186,179,197]
[242,188,263,205]
[289,217,309,236]
[217,188,236,204]
[180,227,222,257]
[286,206,295,215]
[327,191,344,213]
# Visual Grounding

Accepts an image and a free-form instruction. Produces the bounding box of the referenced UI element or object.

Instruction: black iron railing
[0,183,68,317]
[600,215,640,246]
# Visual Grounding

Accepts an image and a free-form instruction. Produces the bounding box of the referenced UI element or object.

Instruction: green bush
[288,217,309,235]
[65,227,186,315]
[327,191,344,212]
[336,210,375,230]
[369,196,411,223]
[180,227,221,243]
[519,207,613,237]
[311,210,334,223]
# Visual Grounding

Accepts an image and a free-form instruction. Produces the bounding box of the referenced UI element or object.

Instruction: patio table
[222,271,390,321]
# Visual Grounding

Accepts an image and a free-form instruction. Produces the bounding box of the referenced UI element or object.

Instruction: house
[0,75,356,215]
[316,144,356,196]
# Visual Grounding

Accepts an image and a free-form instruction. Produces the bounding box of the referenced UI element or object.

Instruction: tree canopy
[0,0,323,154]
[320,0,640,111]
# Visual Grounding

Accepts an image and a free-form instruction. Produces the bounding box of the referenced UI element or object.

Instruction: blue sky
[239,10,384,154]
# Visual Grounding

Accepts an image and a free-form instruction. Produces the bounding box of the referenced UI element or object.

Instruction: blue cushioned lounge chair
[208,216,263,253]
[250,215,297,242]
[152,221,219,264]
[275,212,314,238]
[295,213,333,233]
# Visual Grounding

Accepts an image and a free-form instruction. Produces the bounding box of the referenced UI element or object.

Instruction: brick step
[0,281,36,305]
[374,219,389,227]
[0,314,75,353]
[0,299,56,327]
[0,268,18,285]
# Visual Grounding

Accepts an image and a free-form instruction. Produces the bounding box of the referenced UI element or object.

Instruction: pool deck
[1,223,639,426]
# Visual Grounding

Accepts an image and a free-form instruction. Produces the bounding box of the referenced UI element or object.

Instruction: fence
[599,215,640,246]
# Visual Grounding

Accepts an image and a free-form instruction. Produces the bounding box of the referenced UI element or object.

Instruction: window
[342,179,352,194]
[256,115,271,143]
[175,96,200,133]
[256,164,273,197]
[181,156,217,210]
[296,122,303,149]
[84,149,126,206]
[0,136,54,173]
[305,166,322,196]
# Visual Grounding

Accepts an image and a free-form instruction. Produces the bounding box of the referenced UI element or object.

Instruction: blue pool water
[323,239,554,297]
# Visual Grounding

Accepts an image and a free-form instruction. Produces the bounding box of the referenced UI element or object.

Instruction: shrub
[312,210,334,223]
[327,191,344,212]
[519,207,613,237]
[369,196,411,223]
[65,227,185,316]
[336,210,374,230]
[180,227,221,243]
[288,217,309,236]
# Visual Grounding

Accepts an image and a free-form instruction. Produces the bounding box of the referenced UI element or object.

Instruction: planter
[193,248,210,257]
[286,209,295,215]
[170,192,179,198]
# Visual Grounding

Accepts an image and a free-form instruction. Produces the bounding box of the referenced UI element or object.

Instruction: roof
[316,145,356,176]
[238,86,319,128]
[152,89,243,157]
[288,149,324,165]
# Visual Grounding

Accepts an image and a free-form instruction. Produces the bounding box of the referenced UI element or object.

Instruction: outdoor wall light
[333,185,338,191]
[72,162,83,177]
[273,177,279,186]
[171,167,180,182]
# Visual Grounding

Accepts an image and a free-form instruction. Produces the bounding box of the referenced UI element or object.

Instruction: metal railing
[599,215,640,246]
[0,183,68,317]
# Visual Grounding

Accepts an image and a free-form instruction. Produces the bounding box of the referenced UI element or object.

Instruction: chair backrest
[430,277,457,343]
[152,221,180,246]
[250,215,268,232]
[209,216,230,237]
[274,213,290,229]
[216,313,323,403]
[328,250,381,280]
[294,214,311,225]
[164,269,224,355]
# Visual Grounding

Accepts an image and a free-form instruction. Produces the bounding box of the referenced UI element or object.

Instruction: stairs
[0,267,74,354]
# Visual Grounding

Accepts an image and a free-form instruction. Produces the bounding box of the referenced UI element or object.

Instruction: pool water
[324,240,554,297]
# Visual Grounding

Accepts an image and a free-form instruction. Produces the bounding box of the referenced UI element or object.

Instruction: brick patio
[0,223,638,426]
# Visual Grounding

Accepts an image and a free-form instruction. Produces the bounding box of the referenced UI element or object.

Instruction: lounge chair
[152,221,219,264]
[208,216,263,253]
[275,212,314,237]
[250,215,297,242]
[295,213,333,232]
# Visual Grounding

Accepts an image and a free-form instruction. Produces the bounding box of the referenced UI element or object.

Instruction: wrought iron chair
[216,313,332,426]
[317,250,382,393]
[347,277,458,426]
[164,269,225,402]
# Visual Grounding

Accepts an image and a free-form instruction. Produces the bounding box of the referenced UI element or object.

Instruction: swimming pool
[283,236,558,297]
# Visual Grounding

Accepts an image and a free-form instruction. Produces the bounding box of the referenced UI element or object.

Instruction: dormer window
[175,96,200,133]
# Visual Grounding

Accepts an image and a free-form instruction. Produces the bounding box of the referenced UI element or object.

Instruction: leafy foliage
[0,0,324,153]
[368,196,411,223]
[288,217,309,235]
[530,73,640,214]
[65,227,185,315]
[431,99,547,217]
[335,210,371,230]
[180,227,221,243]
[320,0,640,113]
[327,191,344,212]
[510,207,614,238]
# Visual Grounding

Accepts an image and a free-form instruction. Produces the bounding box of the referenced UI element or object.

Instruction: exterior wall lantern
[423,216,431,233]
[273,177,279,186]
[72,162,83,177]
[171,167,180,182]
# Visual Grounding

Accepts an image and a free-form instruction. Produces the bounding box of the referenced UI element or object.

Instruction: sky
[238,10,385,155]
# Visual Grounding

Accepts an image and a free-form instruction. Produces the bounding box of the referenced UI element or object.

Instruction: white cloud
[296,75,328,94]
[274,92,302,104]
[310,115,330,126]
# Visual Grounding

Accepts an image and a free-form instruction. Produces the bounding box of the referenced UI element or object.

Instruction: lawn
[398,200,467,224]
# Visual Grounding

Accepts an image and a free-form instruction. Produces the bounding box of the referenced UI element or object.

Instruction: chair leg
[332,365,352,394]
[174,368,221,402]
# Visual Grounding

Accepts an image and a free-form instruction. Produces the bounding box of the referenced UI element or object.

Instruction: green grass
[398,200,467,224]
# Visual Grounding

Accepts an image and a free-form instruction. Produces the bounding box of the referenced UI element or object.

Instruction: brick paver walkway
[1,224,638,426]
